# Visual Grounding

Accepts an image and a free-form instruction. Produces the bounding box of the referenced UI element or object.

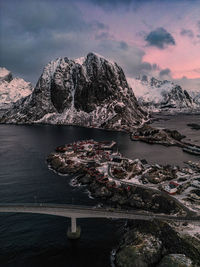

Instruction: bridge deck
[0,203,199,223]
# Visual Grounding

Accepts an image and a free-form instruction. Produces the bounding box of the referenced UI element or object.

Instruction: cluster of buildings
[55,140,199,202]
[56,140,116,161]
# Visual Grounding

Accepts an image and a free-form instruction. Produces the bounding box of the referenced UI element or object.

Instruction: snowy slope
[191,91,200,105]
[0,67,32,110]
[0,53,147,131]
[128,75,197,112]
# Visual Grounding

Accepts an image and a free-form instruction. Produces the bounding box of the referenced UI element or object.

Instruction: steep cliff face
[193,92,200,106]
[0,67,32,110]
[128,75,197,112]
[0,53,147,131]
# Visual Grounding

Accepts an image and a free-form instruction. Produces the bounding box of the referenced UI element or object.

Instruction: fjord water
[0,115,199,267]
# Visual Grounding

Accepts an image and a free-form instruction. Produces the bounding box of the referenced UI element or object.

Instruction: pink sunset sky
[80,1,200,78]
[0,0,200,91]
[79,0,200,83]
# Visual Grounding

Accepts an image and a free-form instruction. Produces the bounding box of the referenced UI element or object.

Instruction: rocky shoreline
[131,124,186,147]
[47,140,186,215]
[47,139,200,267]
[131,124,200,156]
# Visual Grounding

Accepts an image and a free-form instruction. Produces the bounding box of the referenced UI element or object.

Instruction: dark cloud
[95,32,113,40]
[193,68,200,74]
[159,68,171,77]
[180,29,194,38]
[152,63,160,71]
[119,41,129,50]
[139,62,153,71]
[136,31,147,38]
[145,27,176,49]
[88,0,132,7]
[96,38,160,78]
[86,0,150,12]
[0,0,107,82]
[91,21,109,30]
[197,20,200,31]
[174,76,200,92]
[0,0,168,84]
[97,39,146,76]
[136,62,159,74]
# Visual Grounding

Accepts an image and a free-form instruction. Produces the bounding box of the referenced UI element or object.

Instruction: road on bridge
[0,203,199,224]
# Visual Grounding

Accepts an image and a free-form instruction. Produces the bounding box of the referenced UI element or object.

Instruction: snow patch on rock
[0,67,32,110]
[128,75,198,112]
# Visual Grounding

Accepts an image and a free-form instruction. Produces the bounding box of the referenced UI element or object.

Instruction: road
[0,203,199,223]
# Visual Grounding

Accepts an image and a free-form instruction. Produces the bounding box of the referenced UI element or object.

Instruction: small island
[131,124,200,156]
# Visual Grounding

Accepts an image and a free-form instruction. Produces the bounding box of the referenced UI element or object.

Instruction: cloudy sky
[0,0,200,91]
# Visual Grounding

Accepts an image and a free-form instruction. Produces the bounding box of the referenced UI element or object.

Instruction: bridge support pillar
[67,217,81,239]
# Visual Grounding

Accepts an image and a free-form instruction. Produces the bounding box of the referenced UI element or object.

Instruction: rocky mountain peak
[128,75,197,112]
[0,67,32,110]
[0,67,13,83]
[0,53,147,131]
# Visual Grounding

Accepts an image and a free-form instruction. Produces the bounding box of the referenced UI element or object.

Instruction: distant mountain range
[128,75,199,112]
[0,53,147,131]
[191,91,200,106]
[0,67,32,110]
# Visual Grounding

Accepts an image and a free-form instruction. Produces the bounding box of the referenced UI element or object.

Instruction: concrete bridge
[0,203,199,239]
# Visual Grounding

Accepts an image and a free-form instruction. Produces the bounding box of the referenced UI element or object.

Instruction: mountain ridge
[128,75,198,112]
[0,67,33,110]
[0,53,147,131]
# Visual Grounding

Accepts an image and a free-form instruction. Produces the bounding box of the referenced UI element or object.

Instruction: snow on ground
[122,175,141,185]
[41,58,62,83]
[97,164,109,176]
[74,56,85,65]
[34,103,117,127]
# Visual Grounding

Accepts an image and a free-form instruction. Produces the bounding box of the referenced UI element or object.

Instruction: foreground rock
[158,254,193,267]
[0,53,147,131]
[115,220,200,267]
[116,231,162,267]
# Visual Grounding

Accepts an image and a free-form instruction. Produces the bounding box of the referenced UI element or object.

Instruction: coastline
[47,139,200,267]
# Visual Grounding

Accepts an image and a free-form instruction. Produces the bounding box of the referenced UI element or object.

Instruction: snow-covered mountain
[0,53,147,131]
[0,67,33,110]
[128,75,197,112]
[192,91,200,106]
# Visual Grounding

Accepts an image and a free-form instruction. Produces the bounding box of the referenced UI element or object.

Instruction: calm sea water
[152,113,200,146]
[0,115,199,267]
